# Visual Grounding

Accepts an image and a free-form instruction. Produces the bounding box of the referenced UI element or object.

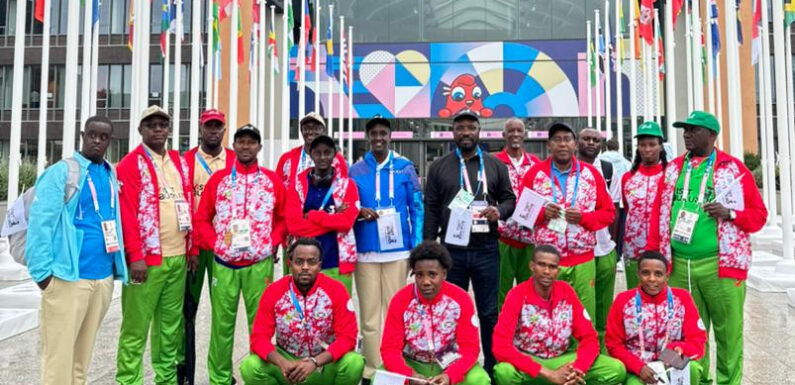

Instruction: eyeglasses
[291,257,320,267]
[549,136,575,143]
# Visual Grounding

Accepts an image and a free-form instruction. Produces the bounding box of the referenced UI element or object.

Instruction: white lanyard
[230,163,260,219]
[374,152,395,208]
[682,151,715,204]
[414,285,448,354]
[86,172,115,220]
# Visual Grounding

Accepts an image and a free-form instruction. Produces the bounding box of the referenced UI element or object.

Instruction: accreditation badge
[175,199,193,232]
[437,351,462,370]
[548,210,568,234]
[448,189,475,211]
[101,220,120,253]
[672,208,699,244]
[469,200,490,233]
[229,218,252,251]
[376,208,403,251]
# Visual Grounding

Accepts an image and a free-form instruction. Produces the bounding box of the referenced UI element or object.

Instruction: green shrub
[752,165,780,191]
[744,152,761,172]
[0,160,39,201]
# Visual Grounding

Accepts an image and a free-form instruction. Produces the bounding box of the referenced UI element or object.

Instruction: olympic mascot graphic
[437,74,493,118]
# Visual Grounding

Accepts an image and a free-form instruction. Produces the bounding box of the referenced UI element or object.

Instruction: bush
[744,152,761,172]
[0,160,39,201]
[752,165,780,191]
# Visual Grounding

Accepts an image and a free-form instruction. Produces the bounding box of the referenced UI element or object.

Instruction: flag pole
[715,51,724,149]
[724,0,743,157]
[190,0,201,148]
[692,0,704,110]
[229,0,239,143]
[249,31,259,126]
[595,10,602,133]
[705,11,716,115]
[645,43,652,121]
[62,0,81,158]
[664,0,677,146]
[654,9,662,127]
[759,0,776,224]
[7,0,26,203]
[129,0,139,149]
[587,20,593,128]
[338,16,345,153]
[258,0,267,158]
[615,0,623,150]
[604,1,612,139]
[268,4,276,167]
[90,5,99,115]
[327,4,335,144]
[347,25,354,164]
[314,3,321,113]
[298,0,306,119]
[205,0,214,110]
[37,0,52,175]
[80,0,94,135]
[771,0,794,261]
[685,0,694,113]
[785,26,795,217]
[173,0,183,150]
[164,1,171,117]
[629,0,637,153]
[281,1,290,155]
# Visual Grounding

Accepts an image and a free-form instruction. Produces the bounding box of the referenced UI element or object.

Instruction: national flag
[590,41,598,86]
[615,2,625,70]
[218,0,233,20]
[786,1,795,26]
[633,0,641,59]
[286,0,295,52]
[639,0,654,46]
[160,0,171,57]
[35,0,46,22]
[268,21,279,75]
[672,0,685,27]
[655,13,665,80]
[250,0,260,71]
[736,0,743,44]
[309,10,318,73]
[326,13,334,55]
[710,0,721,56]
[237,7,244,64]
[339,26,347,91]
[127,0,135,50]
[751,0,762,65]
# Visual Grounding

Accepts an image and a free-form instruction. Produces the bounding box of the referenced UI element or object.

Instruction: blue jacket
[350,151,424,254]
[25,152,128,284]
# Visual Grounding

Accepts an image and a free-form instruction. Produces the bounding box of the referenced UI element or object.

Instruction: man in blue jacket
[25,115,128,385]
[349,117,423,383]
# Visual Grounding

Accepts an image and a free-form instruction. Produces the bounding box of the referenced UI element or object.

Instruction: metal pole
[37,0,52,175]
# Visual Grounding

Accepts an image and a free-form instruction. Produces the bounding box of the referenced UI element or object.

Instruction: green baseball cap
[673,110,721,134]
[635,121,664,138]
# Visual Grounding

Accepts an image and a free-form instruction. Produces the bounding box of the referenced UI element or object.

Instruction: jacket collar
[523,278,564,308]
[637,162,664,176]
[414,282,450,306]
[72,151,112,171]
[234,160,260,174]
[637,284,671,304]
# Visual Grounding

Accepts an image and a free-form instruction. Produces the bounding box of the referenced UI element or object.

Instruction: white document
[647,361,670,385]
[669,363,691,385]
[445,207,472,247]
[714,177,744,211]
[377,210,404,251]
[511,187,546,229]
[1,196,27,237]
[372,370,410,385]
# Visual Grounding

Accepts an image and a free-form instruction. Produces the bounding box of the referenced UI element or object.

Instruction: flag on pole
[309,9,318,73]
[655,14,665,80]
[672,0,685,26]
[160,0,172,57]
[251,0,260,70]
[590,41,598,85]
[326,13,334,55]
[710,0,721,56]
[168,0,183,41]
[736,0,743,44]
[218,0,232,20]
[633,0,642,59]
[340,25,347,92]
[286,0,295,52]
[268,20,279,74]
[212,0,222,79]
[35,0,46,22]
[785,1,795,26]
[639,0,654,45]
[236,6,244,64]
[751,0,762,65]
[127,0,135,50]
[614,2,625,72]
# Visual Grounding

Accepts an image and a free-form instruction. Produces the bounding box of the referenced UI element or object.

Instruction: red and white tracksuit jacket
[381,282,481,384]
[193,162,286,267]
[249,274,358,361]
[285,169,360,274]
[605,286,707,376]
[117,144,195,265]
[495,149,541,248]
[276,146,348,189]
[492,279,600,377]
[520,157,616,266]
[647,150,767,279]
[620,163,664,261]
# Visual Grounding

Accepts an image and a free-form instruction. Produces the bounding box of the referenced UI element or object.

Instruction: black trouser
[178,250,213,385]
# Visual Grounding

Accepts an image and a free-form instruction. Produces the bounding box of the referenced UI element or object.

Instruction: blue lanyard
[551,160,581,207]
[300,149,313,172]
[635,287,674,354]
[289,281,306,322]
[682,150,716,204]
[230,163,260,219]
[196,153,213,176]
[320,182,336,208]
[456,147,485,197]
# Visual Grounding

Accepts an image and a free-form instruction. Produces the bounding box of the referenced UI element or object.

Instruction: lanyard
[509,152,527,170]
[635,287,674,356]
[320,181,336,209]
[682,151,715,204]
[299,149,314,173]
[374,151,395,208]
[414,285,441,354]
[289,280,321,349]
[551,161,581,207]
[230,163,260,219]
[143,147,179,194]
[196,153,214,176]
[289,281,307,322]
[456,147,487,198]
[85,172,115,220]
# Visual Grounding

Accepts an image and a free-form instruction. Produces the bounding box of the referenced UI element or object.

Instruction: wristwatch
[728,209,737,221]
[308,356,320,369]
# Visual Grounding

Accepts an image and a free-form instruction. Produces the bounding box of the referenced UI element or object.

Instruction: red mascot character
[438,74,493,118]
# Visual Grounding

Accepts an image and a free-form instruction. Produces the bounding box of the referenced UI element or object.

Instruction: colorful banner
[291,39,612,119]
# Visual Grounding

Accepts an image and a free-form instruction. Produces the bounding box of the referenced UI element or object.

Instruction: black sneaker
[360,378,371,385]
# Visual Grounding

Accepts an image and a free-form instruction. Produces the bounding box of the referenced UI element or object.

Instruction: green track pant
[623,259,639,291]
[494,353,626,385]
[322,267,353,294]
[669,255,745,385]
[208,257,274,385]
[116,255,186,385]
[396,357,491,385]
[595,249,618,348]
[625,361,703,385]
[557,259,596,327]
[498,242,534,310]
[239,348,364,385]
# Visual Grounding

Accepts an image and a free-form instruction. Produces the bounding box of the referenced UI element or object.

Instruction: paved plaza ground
[1,269,794,384]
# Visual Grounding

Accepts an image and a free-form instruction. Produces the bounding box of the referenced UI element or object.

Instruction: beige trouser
[40,276,114,385]
[354,258,409,379]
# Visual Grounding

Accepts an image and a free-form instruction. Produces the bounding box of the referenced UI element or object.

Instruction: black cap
[234,124,261,143]
[547,122,577,138]
[309,135,337,151]
[365,116,391,132]
[452,110,480,124]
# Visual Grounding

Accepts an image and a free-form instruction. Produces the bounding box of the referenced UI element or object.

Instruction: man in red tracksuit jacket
[492,245,625,385]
